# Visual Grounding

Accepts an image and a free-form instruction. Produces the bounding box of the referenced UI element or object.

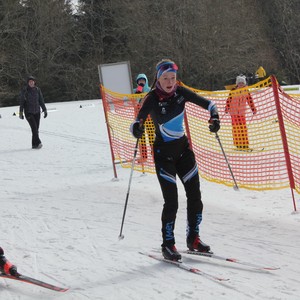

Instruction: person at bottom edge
[0,247,18,276]
[19,75,48,149]
[130,59,220,261]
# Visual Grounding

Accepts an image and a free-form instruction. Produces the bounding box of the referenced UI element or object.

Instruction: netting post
[100,85,118,179]
[271,76,297,211]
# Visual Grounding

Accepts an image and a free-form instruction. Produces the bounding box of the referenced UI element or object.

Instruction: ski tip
[48,286,69,292]
[218,278,230,282]
[262,267,280,271]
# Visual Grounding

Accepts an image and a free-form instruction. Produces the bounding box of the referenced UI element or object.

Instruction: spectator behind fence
[133,73,154,162]
[225,75,257,150]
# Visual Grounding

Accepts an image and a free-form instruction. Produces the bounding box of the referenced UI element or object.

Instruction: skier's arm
[130,93,153,138]
[135,93,154,125]
[38,88,47,112]
[178,86,219,117]
[178,86,219,132]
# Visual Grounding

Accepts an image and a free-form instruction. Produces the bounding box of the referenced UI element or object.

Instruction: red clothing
[225,86,257,148]
[225,86,256,116]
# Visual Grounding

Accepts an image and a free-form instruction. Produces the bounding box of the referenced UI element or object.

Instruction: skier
[225,75,257,150]
[130,59,220,261]
[0,247,18,276]
[19,75,48,149]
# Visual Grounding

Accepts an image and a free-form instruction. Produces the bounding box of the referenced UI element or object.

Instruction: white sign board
[98,61,133,94]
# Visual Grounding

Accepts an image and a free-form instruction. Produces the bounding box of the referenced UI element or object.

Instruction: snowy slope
[0,100,300,300]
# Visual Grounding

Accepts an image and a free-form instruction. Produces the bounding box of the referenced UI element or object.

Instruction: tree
[0,0,81,106]
[1,0,300,107]
[260,0,300,83]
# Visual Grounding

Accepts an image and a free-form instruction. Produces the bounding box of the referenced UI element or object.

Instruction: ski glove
[43,110,48,118]
[130,121,144,138]
[208,117,220,133]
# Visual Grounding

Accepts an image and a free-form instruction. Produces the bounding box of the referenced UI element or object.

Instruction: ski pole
[215,133,239,191]
[118,138,140,240]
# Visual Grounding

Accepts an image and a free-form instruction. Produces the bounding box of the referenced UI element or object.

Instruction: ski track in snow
[1,100,300,299]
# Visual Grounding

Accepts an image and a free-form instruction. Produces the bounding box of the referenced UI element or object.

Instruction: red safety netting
[100,76,300,199]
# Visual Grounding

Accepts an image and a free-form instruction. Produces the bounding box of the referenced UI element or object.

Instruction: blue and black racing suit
[135,85,219,247]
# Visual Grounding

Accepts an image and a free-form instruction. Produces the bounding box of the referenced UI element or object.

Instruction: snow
[1,99,300,299]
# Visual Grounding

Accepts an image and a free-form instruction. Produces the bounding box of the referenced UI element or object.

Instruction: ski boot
[162,244,182,261]
[0,247,18,276]
[187,235,211,253]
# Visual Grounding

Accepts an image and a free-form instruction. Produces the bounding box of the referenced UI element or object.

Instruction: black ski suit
[135,85,219,246]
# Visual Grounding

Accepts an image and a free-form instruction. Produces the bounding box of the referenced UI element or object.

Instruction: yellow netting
[100,76,300,193]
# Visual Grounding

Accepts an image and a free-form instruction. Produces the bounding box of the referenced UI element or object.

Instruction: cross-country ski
[0,273,68,292]
[139,252,230,282]
[1,95,300,299]
[183,250,280,271]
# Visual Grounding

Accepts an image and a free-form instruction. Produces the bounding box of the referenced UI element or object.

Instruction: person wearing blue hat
[130,59,220,261]
[133,73,151,95]
[133,73,153,162]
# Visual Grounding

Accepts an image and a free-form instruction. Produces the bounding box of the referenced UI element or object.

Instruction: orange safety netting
[100,76,300,195]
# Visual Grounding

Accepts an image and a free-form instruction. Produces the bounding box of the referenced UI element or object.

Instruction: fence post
[271,75,297,211]
[100,85,118,179]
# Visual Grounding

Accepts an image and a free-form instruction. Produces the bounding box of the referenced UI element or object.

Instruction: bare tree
[260,0,300,83]
[1,0,300,107]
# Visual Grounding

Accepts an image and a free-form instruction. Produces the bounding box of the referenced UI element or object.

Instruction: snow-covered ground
[0,100,300,300]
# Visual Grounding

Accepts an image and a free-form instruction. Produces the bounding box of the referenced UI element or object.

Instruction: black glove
[130,121,144,138]
[19,112,24,119]
[43,110,48,118]
[208,117,220,133]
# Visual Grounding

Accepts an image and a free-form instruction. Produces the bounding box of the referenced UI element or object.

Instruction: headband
[156,62,178,79]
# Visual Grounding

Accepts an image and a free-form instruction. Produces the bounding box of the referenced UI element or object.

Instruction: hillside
[0,100,300,299]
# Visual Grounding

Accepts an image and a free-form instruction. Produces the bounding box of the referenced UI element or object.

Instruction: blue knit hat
[156,61,178,79]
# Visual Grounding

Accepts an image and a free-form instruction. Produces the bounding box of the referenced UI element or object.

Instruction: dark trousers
[25,113,41,147]
[154,136,203,246]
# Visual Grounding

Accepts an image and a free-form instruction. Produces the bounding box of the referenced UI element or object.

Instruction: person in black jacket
[19,76,47,149]
[130,59,220,261]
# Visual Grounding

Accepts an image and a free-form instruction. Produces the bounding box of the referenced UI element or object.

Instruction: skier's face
[28,80,35,88]
[137,79,146,86]
[158,72,177,93]
[237,82,246,88]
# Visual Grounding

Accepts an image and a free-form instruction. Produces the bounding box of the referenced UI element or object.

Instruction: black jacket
[19,86,46,115]
[136,85,219,143]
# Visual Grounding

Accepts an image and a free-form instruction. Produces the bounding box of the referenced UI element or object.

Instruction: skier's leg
[177,148,210,252]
